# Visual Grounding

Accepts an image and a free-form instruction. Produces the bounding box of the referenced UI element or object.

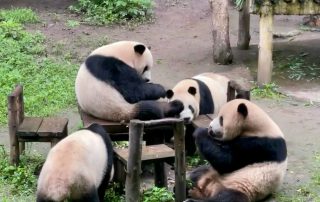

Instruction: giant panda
[166,72,230,123]
[166,72,247,155]
[36,123,114,202]
[185,99,287,202]
[75,40,183,122]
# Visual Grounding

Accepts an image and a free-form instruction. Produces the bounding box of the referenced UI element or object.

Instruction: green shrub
[0,8,78,125]
[104,182,125,202]
[186,153,208,167]
[69,0,154,25]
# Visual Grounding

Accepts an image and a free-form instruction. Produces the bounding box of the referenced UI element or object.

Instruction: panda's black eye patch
[219,116,223,126]
[189,105,195,114]
[143,66,149,73]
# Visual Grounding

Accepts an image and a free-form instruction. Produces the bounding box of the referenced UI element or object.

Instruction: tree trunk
[237,0,251,49]
[209,0,233,64]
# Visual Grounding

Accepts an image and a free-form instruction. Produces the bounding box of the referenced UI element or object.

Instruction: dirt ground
[0,0,320,200]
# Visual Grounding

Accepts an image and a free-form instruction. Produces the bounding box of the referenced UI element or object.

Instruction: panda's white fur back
[193,73,229,115]
[89,41,153,77]
[36,129,108,201]
[75,64,135,121]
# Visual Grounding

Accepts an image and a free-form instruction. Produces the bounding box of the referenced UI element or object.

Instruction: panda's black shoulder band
[191,78,214,114]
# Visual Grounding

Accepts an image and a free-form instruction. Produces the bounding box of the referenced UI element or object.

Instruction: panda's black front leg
[193,128,235,174]
[139,82,166,100]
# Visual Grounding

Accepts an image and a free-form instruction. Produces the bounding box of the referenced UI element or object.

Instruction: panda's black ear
[188,87,197,96]
[237,103,248,118]
[134,44,146,55]
[166,90,174,99]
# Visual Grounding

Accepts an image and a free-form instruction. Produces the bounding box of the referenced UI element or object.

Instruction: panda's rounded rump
[37,129,108,200]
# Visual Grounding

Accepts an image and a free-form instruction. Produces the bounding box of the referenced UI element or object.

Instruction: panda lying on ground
[166,72,248,123]
[166,72,249,155]
[75,40,183,121]
[36,124,113,202]
[185,99,287,202]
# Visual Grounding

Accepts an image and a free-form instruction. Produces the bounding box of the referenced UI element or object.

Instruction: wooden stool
[114,144,175,188]
[8,85,68,165]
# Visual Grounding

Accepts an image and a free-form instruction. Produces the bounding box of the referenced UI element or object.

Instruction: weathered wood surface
[125,120,144,202]
[8,91,20,165]
[228,80,251,101]
[209,0,233,64]
[173,120,186,202]
[37,117,68,137]
[78,106,129,134]
[250,0,320,15]
[238,0,251,49]
[257,1,274,85]
[115,144,175,163]
[17,117,43,137]
[8,85,68,165]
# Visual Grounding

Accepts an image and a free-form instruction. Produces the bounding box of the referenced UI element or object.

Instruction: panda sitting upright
[185,99,287,202]
[75,41,183,121]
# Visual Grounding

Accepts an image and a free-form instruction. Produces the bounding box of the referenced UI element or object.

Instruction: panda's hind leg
[73,187,99,202]
[206,188,249,202]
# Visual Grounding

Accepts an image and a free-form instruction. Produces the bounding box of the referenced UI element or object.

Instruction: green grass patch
[66,19,80,28]
[251,82,285,100]
[0,8,39,24]
[275,52,320,81]
[0,8,78,125]
[0,148,44,198]
[69,0,154,25]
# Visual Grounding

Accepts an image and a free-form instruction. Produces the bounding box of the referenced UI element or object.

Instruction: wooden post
[17,85,25,155]
[227,81,236,102]
[209,0,233,64]
[257,1,274,85]
[173,120,186,202]
[8,93,20,165]
[125,120,144,202]
[237,0,251,49]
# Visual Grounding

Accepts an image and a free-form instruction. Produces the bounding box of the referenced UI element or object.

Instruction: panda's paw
[193,127,209,139]
[146,83,166,98]
[165,100,184,117]
[154,84,166,98]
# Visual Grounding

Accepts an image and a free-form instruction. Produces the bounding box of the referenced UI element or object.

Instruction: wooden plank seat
[17,117,68,139]
[114,144,175,186]
[78,106,129,141]
[115,144,175,164]
[8,85,68,165]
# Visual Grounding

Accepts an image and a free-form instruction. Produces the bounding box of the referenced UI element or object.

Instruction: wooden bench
[8,85,68,165]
